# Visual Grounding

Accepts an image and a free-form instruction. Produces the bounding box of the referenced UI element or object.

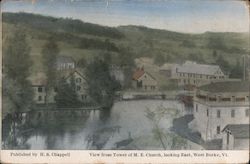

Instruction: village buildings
[190,81,249,145]
[31,56,89,105]
[132,67,158,91]
[160,61,227,87]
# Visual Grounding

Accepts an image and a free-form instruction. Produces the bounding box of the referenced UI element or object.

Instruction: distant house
[132,67,157,91]
[222,124,249,150]
[168,61,227,87]
[56,56,75,70]
[191,81,249,141]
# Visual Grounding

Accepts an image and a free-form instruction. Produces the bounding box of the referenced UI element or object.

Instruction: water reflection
[3,100,186,150]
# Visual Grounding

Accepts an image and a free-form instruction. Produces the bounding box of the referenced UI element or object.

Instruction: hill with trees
[2,12,249,77]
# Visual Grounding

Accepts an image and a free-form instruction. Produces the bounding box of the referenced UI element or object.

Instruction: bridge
[3,105,103,124]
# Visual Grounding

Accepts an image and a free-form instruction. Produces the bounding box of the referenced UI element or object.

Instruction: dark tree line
[85,58,121,109]
[3,30,34,148]
[3,31,34,114]
[3,12,124,39]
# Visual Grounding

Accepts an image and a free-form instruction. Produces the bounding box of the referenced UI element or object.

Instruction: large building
[160,61,227,87]
[191,81,249,142]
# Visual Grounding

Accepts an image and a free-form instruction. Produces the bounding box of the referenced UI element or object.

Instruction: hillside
[2,12,249,76]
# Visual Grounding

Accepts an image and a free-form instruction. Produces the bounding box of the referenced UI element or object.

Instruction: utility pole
[243,55,246,81]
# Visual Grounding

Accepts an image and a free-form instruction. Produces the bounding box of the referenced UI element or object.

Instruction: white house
[190,81,249,141]
[221,124,249,150]
[163,61,227,87]
[132,67,158,91]
[56,56,75,70]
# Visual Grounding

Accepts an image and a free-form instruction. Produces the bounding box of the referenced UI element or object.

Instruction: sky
[2,0,249,33]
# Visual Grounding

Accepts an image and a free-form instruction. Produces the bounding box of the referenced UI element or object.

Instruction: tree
[77,57,87,68]
[145,106,187,150]
[188,53,204,63]
[207,35,226,50]
[4,32,32,85]
[3,31,34,112]
[55,77,80,108]
[212,50,217,58]
[85,58,121,109]
[3,31,34,147]
[216,54,230,73]
[181,40,196,48]
[117,47,135,89]
[229,59,243,78]
[41,37,59,103]
[154,53,165,66]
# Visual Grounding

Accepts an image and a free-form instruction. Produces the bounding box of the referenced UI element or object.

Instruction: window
[38,87,43,92]
[151,86,155,90]
[144,85,147,90]
[245,109,249,117]
[221,98,230,101]
[217,126,220,134]
[207,109,209,117]
[217,110,220,118]
[38,96,42,101]
[82,95,87,100]
[236,97,245,102]
[76,78,82,83]
[76,86,81,91]
[231,109,235,118]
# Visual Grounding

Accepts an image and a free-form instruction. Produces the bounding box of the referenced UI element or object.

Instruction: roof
[132,68,145,80]
[199,81,250,93]
[29,72,47,86]
[64,68,85,80]
[177,61,222,75]
[56,56,75,64]
[222,124,249,139]
[160,63,177,70]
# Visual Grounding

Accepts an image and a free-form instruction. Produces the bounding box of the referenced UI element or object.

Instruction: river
[5,100,194,150]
